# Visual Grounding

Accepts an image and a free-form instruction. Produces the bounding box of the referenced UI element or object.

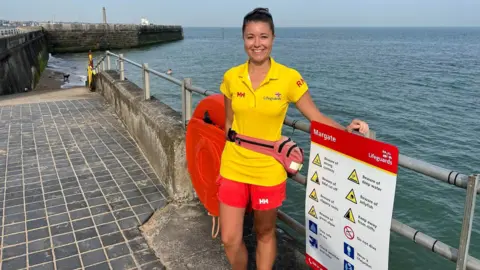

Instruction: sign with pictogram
[312,154,322,167]
[344,226,355,240]
[309,189,319,202]
[305,121,399,270]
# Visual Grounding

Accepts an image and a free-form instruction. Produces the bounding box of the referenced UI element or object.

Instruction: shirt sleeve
[287,69,309,103]
[219,71,232,99]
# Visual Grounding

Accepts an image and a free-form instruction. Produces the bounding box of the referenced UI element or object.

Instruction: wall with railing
[93,51,479,269]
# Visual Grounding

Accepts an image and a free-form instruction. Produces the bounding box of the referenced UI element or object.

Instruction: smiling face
[243,21,274,65]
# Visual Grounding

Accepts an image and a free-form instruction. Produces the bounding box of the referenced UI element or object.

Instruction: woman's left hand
[346,119,369,135]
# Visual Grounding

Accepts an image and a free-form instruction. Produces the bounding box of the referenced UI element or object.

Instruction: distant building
[141,18,149,25]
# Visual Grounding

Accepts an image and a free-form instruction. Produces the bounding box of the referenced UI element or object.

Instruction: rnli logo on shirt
[263,92,281,101]
[296,79,305,87]
[237,92,245,98]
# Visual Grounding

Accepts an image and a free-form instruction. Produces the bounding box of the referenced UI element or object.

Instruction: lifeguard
[216,7,370,270]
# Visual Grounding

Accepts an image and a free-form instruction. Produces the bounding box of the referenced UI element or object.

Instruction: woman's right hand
[346,119,369,135]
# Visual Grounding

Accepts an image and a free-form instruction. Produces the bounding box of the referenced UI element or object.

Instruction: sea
[49,27,480,270]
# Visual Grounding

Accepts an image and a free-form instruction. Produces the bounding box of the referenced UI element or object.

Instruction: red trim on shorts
[216,176,286,211]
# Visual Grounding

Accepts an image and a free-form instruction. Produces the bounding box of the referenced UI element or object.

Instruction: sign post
[305,121,399,270]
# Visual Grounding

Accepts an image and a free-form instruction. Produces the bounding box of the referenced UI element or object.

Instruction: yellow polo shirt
[219,57,309,187]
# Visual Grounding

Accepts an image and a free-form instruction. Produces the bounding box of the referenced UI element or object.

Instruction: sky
[2,0,480,27]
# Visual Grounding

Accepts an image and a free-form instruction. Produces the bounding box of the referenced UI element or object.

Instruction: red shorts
[216,175,286,211]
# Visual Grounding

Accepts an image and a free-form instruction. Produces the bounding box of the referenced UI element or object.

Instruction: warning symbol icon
[308,205,317,219]
[344,208,356,223]
[347,169,360,184]
[309,189,318,202]
[345,189,357,204]
[310,172,319,184]
[312,154,322,167]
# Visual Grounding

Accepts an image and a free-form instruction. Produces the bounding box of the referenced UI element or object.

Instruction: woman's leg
[254,208,278,270]
[220,202,248,269]
[217,176,249,270]
[251,181,287,270]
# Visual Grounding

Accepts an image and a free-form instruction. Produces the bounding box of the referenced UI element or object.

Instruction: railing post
[456,174,479,270]
[185,78,192,122]
[143,63,150,100]
[102,58,105,71]
[366,129,376,140]
[181,78,188,128]
[106,52,111,70]
[119,53,125,81]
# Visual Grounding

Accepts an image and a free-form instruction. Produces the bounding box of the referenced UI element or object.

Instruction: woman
[217,7,369,270]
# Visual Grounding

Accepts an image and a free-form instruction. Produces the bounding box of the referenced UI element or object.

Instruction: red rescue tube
[186,94,226,217]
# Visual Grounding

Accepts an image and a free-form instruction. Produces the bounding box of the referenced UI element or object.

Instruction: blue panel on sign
[309,220,317,234]
[309,236,318,249]
[344,260,354,270]
[344,242,355,259]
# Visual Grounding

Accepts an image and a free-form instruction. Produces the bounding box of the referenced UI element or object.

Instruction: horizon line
[183,25,480,28]
[1,19,479,28]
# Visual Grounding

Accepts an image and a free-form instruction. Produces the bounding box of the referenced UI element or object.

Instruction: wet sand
[0,68,93,106]
[34,68,69,91]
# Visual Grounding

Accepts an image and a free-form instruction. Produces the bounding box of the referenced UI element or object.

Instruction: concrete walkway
[0,88,167,269]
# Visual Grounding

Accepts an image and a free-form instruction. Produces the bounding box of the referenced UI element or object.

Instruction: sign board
[305,121,399,270]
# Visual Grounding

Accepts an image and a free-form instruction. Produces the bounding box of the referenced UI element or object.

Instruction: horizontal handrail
[96,51,479,268]
[122,57,142,69]
[108,51,183,85]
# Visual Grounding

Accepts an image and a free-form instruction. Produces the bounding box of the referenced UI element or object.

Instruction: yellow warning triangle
[312,154,322,167]
[347,169,360,184]
[309,189,318,202]
[308,205,317,219]
[345,189,357,204]
[344,208,355,223]
[310,172,319,184]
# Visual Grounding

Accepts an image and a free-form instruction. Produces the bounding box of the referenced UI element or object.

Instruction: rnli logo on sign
[237,92,245,98]
[263,92,281,101]
[368,149,393,165]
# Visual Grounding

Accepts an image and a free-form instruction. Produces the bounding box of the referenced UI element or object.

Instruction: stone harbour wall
[42,23,184,54]
[0,28,49,95]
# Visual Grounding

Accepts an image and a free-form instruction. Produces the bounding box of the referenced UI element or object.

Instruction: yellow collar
[238,57,280,83]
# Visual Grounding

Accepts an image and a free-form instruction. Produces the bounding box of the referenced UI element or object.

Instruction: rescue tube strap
[208,212,220,239]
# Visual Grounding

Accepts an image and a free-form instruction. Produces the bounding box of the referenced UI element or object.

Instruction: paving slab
[0,97,167,269]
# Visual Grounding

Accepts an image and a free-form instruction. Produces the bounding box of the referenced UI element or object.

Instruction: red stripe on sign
[305,254,328,270]
[310,121,399,174]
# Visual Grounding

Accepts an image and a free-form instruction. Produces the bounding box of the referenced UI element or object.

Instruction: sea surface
[51,27,480,270]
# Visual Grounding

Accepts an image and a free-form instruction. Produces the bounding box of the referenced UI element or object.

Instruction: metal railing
[94,51,479,270]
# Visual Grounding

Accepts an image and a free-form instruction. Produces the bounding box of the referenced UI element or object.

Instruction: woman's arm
[224,96,233,137]
[295,91,369,134]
